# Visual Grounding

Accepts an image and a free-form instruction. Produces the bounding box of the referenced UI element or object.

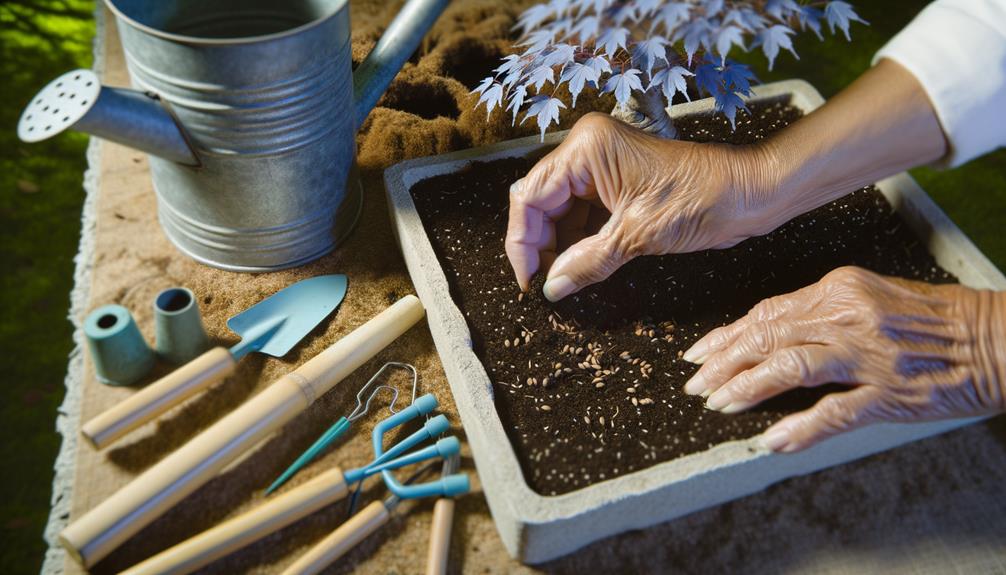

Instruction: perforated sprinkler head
[18,69,100,143]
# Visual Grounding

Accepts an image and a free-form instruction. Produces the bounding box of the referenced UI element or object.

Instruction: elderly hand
[505,112,779,301]
[682,266,1006,452]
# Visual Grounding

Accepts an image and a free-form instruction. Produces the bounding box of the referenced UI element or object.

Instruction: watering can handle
[352,0,449,131]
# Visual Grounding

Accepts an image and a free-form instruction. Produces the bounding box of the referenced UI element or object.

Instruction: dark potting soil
[410,98,956,496]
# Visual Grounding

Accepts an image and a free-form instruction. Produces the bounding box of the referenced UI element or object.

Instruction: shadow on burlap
[62,1,1006,573]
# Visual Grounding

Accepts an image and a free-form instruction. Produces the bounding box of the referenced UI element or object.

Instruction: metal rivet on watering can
[85,305,155,386]
[153,287,210,365]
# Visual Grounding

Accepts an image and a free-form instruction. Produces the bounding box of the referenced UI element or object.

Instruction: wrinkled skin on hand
[505,113,777,301]
[682,266,1006,452]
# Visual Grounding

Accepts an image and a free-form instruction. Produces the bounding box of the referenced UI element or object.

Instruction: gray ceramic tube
[154,287,210,365]
[85,305,155,386]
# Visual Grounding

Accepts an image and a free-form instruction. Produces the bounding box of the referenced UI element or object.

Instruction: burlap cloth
[44,2,1006,574]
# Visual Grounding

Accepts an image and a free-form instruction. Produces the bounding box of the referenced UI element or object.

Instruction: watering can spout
[352,0,449,132]
[16,69,199,166]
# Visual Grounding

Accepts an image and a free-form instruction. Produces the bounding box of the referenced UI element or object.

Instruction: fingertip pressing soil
[410,97,956,496]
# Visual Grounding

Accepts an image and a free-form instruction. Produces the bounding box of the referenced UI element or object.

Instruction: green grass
[0,1,1002,574]
[1,1,94,572]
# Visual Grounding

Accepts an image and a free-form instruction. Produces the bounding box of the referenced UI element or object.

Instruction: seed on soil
[540,405,551,412]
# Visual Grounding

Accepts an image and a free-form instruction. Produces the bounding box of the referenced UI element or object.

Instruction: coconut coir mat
[50,2,1006,574]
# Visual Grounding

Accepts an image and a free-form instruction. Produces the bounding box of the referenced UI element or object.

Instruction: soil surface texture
[410,98,956,496]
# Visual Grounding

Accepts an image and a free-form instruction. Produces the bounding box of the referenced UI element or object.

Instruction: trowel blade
[226,274,348,358]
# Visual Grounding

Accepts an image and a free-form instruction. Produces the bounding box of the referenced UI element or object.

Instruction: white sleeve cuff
[874,0,1006,168]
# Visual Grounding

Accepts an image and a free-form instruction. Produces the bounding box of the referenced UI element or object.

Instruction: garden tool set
[121,383,468,575]
[81,275,348,449]
[61,295,426,568]
[17,0,450,271]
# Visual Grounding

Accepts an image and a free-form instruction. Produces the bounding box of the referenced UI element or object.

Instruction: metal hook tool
[265,362,419,495]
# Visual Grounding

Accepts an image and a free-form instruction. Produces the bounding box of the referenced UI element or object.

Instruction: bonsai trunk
[610,89,677,139]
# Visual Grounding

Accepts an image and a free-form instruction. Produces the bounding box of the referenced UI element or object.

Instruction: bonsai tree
[474,0,865,139]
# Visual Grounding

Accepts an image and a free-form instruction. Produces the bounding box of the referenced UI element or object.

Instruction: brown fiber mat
[56,2,1006,574]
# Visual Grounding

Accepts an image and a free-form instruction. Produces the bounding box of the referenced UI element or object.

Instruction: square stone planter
[384,79,1006,564]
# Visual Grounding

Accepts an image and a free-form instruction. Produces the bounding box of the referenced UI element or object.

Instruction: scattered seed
[632,397,639,406]
[504,339,511,348]
[595,382,605,388]
[640,398,654,405]
[540,405,551,411]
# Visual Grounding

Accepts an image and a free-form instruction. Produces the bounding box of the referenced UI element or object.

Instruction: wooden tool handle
[81,347,237,449]
[281,500,390,575]
[60,296,425,568]
[121,468,348,575]
[426,498,455,575]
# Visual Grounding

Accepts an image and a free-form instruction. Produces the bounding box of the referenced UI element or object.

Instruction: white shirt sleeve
[874,0,1006,168]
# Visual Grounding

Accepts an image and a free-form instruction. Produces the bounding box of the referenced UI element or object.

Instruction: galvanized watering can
[17,0,448,271]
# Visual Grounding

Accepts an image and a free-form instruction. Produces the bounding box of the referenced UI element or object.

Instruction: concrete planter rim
[384,79,1006,563]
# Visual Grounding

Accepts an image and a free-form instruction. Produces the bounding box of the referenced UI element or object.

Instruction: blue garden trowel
[81,275,348,449]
